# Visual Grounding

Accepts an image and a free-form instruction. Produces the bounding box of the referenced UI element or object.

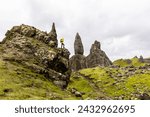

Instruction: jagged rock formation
[69,33,86,71]
[48,23,58,48]
[70,35,112,71]
[0,23,70,89]
[74,33,84,55]
[86,40,112,68]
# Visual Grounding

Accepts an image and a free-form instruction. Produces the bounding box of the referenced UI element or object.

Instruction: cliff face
[69,34,112,71]
[0,23,71,89]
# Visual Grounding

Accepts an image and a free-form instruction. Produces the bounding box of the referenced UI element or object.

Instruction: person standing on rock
[60,37,65,48]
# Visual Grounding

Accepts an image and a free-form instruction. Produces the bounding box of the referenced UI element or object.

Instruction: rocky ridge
[0,23,71,89]
[70,33,112,71]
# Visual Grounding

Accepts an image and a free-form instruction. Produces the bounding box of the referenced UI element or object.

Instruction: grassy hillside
[0,58,77,99]
[68,65,150,100]
[1,55,150,100]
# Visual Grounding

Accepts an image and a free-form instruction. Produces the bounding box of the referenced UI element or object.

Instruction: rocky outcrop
[74,33,84,55]
[69,54,86,71]
[70,34,112,71]
[0,23,70,89]
[86,40,112,68]
[48,23,58,48]
[69,33,86,71]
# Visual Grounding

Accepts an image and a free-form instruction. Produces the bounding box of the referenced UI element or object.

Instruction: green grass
[1,55,150,100]
[126,74,150,94]
[113,58,146,67]
[0,58,76,100]
[68,66,150,99]
[68,72,94,99]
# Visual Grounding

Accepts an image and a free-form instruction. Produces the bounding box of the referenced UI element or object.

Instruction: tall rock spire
[69,33,86,71]
[74,33,84,55]
[51,22,56,32]
[48,22,58,47]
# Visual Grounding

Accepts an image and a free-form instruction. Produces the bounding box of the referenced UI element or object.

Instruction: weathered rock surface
[70,33,86,71]
[70,54,86,71]
[70,34,112,71]
[74,33,84,55]
[86,40,112,68]
[0,24,70,89]
[48,23,58,48]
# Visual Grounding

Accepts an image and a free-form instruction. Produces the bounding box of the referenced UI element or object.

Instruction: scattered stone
[3,88,13,93]
[75,91,82,97]
[139,93,150,100]
[53,81,67,89]
[70,88,83,97]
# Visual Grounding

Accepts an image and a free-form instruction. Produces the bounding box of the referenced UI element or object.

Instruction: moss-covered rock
[0,24,71,89]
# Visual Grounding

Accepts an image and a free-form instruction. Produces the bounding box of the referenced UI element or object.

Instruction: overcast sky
[0,0,150,61]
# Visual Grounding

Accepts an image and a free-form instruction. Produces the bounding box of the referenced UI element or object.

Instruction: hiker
[60,38,65,48]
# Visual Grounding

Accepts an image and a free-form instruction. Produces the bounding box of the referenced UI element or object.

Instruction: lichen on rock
[0,23,71,89]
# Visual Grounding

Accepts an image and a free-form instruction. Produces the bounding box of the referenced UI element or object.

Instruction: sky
[0,0,150,61]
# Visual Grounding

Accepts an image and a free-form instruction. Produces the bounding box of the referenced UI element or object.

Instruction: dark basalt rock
[86,40,112,68]
[48,23,58,48]
[69,54,86,71]
[74,33,84,55]
[70,33,86,71]
[70,35,112,71]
